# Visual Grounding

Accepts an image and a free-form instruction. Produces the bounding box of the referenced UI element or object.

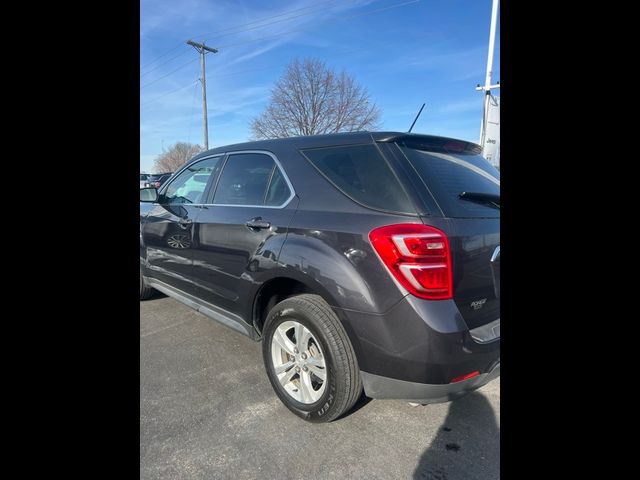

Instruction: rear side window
[265,167,289,206]
[398,145,500,218]
[301,144,413,213]
[213,153,292,206]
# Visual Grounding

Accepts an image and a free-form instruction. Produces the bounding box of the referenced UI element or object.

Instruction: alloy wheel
[270,320,327,404]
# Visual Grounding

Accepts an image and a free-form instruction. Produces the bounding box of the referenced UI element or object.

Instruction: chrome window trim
[207,149,296,209]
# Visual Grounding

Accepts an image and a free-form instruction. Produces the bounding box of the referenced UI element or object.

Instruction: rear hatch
[392,138,500,331]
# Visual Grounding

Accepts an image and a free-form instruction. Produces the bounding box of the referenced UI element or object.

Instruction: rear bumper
[336,295,500,386]
[361,359,500,403]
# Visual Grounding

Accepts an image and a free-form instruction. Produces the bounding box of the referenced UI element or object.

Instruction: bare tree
[153,142,204,172]
[251,58,381,139]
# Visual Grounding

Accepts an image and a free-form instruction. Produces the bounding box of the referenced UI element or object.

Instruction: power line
[141,50,192,78]
[194,0,351,40]
[198,0,362,43]
[140,58,198,90]
[140,1,417,87]
[211,0,420,49]
[210,42,399,79]
[140,1,420,94]
[140,0,356,73]
[140,80,199,109]
[142,30,432,109]
[140,44,184,71]
[211,31,431,79]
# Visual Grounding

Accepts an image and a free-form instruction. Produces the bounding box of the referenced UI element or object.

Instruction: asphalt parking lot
[141,295,500,480]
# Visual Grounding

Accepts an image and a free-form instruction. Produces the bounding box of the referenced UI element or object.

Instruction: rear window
[301,144,413,214]
[397,144,500,218]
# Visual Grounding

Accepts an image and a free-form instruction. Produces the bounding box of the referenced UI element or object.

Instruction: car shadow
[338,391,373,419]
[413,392,500,480]
[143,290,167,300]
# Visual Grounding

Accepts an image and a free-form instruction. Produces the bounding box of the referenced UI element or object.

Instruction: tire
[140,266,155,300]
[262,294,362,422]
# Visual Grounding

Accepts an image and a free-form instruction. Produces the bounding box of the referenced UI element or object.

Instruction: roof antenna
[408,103,426,133]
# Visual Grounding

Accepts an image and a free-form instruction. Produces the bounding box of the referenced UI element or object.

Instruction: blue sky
[140,0,500,172]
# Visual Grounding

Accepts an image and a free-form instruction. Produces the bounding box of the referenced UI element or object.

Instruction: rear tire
[140,267,155,300]
[262,294,362,422]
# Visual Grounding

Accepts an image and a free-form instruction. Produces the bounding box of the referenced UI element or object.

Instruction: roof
[190,131,481,164]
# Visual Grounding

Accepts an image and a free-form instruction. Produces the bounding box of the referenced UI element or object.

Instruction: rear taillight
[369,223,453,300]
[154,181,161,188]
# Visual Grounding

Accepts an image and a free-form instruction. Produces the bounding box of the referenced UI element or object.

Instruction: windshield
[397,144,500,218]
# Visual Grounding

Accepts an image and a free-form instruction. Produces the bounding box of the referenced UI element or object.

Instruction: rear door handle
[245,218,271,229]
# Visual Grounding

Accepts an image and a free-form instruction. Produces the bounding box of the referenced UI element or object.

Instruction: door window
[162,156,222,204]
[213,153,292,206]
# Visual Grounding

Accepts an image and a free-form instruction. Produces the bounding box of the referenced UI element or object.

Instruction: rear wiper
[459,191,500,209]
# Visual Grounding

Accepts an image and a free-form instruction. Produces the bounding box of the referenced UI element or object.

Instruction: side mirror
[140,187,158,203]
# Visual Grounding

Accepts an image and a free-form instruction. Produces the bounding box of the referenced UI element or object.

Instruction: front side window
[213,153,291,206]
[162,156,221,204]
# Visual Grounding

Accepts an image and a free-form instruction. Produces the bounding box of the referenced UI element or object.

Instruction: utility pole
[476,0,500,164]
[187,40,218,150]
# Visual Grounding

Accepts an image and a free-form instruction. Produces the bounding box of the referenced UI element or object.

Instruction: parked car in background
[139,132,500,422]
[140,174,149,188]
[144,172,173,189]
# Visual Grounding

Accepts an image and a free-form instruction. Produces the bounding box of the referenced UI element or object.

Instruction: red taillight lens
[444,140,466,152]
[369,224,453,300]
[154,181,161,188]
[450,371,480,383]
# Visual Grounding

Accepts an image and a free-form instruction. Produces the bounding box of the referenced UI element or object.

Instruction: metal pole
[484,0,499,93]
[187,40,218,151]
[479,0,499,147]
[480,91,490,147]
[200,48,208,150]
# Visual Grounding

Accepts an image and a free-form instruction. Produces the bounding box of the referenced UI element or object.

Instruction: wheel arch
[252,272,339,335]
[251,272,366,372]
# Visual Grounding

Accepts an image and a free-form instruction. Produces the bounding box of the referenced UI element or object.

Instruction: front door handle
[178,217,193,229]
[245,218,271,229]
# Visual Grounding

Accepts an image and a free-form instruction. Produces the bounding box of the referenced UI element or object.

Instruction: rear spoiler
[373,133,482,155]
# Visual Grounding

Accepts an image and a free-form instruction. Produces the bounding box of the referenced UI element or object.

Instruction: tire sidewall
[262,302,339,422]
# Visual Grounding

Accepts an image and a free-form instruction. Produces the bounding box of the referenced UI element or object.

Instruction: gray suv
[139,132,500,422]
